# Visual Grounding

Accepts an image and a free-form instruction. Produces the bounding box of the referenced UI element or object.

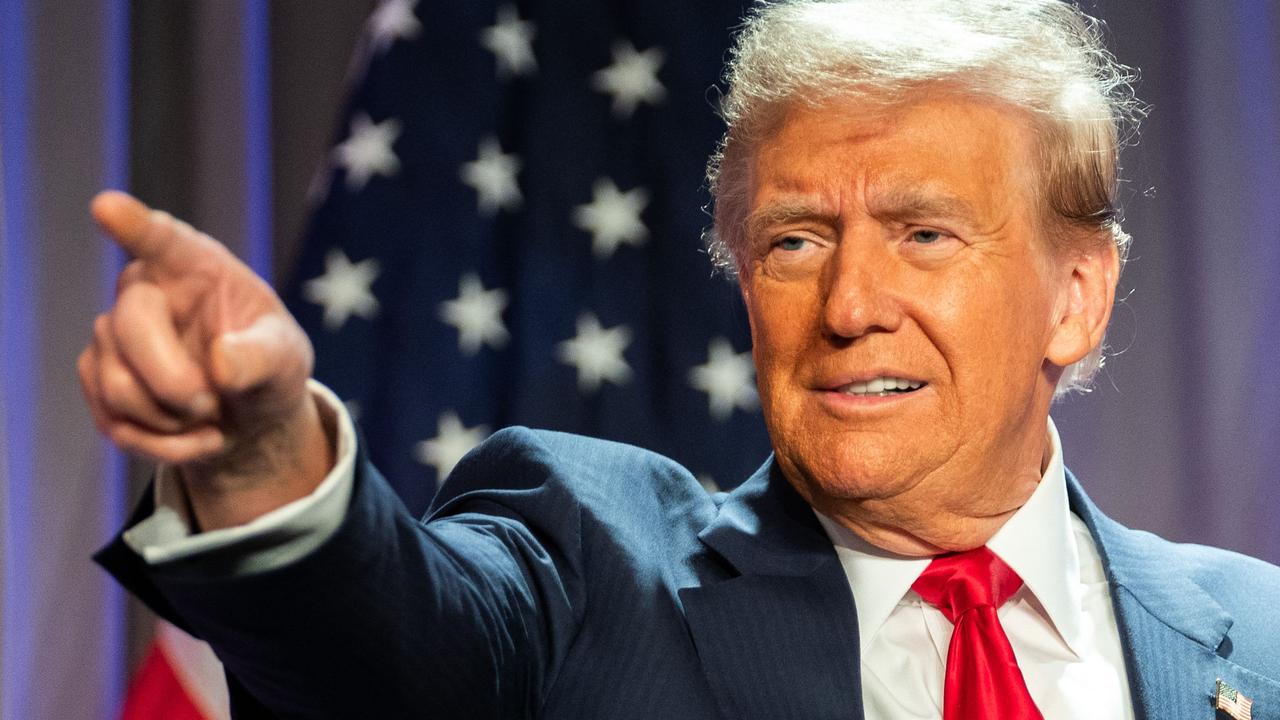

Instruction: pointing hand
[79,192,332,529]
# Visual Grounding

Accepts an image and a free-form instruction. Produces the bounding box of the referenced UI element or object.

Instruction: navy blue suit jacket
[98,427,1280,718]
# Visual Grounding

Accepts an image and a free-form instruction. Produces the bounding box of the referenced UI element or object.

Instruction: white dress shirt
[124,380,356,571]
[816,418,1134,719]
[126,388,1136,718]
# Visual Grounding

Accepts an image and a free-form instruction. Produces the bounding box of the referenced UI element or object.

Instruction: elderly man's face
[740,93,1109,552]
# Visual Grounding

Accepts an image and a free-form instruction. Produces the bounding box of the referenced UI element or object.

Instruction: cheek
[750,320,797,401]
[745,291,820,428]
[745,281,812,367]
[924,260,1058,385]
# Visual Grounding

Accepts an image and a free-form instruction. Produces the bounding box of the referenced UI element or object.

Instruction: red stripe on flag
[120,642,209,720]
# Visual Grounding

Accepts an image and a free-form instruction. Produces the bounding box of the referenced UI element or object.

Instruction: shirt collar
[815,416,1086,658]
[987,417,1086,656]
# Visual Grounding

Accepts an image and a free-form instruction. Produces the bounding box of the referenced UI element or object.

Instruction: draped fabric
[0,2,1276,718]
[280,0,765,517]
[1,2,129,718]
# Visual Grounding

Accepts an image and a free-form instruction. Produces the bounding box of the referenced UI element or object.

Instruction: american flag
[282,0,768,516]
[1216,679,1254,720]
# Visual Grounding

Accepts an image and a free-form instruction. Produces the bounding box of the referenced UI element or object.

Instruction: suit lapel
[681,460,864,720]
[1067,471,1280,719]
[681,464,1280,720]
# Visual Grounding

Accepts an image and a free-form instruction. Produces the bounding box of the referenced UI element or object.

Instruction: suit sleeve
[95,427,587,720]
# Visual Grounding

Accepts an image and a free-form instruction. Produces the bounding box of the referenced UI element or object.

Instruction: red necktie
[911,547,1044,720]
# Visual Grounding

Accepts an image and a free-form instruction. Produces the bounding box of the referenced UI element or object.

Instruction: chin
[778,439,932,505]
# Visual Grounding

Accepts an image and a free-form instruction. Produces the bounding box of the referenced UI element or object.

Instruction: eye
[757,232,827,280]
[900,226,963,265]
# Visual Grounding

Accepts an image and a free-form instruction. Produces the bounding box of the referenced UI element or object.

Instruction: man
[86,1,1280,718]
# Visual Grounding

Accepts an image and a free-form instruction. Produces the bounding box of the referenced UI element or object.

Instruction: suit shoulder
[452,426,701,493]
[1123,529,1280,660]
[433,426,717,529]
[1159,538,1280,597]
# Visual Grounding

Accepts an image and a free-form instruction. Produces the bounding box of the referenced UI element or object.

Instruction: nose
[821,237,902,340]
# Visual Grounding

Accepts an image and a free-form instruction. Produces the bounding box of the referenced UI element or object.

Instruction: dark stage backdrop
[1,1,1276,718]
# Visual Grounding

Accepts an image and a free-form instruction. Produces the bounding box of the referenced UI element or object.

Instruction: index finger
[91,191,158,257]
[90,191,217,273]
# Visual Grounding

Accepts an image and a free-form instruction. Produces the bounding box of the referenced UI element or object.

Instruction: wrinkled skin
[738,92,1119,555]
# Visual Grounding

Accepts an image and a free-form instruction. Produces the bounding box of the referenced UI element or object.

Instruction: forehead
[747,93,1041,217]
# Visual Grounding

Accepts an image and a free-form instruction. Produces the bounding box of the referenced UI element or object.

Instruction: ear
[1045,240,1120,367]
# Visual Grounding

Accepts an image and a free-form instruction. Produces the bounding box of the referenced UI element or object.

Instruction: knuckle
[90,407,116,436]
[113,284,168,340]
[143,361,199,404]
[76,348,94,380]
[82,392,110,432]
[115,279,153,311]
[107,424,138,453]
[98,363,136,409]
[93,314,113,344]
[78,354,102,401]
[115,260,146,298]
[89,414,112,436]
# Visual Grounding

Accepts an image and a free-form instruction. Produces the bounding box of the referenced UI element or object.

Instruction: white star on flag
[367,0,421,55]
[557,313,633,392]
[415,411,490,483]
[303,249,381,330]
[592,40,666,118]
[334,113,401,191]
[439,273,509,355]
[460,137,523,215]
[573,178,649,259]
[481,4,536,77]
[689,337,758,421]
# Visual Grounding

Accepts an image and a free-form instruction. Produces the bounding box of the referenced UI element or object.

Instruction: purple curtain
[1054,0,1280,564]
[1,1,129,717]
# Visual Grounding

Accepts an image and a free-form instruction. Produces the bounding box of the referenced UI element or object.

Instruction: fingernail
[189,392,217,418]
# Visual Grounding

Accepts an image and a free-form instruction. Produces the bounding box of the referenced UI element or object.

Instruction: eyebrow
[744,187,982,242]
[744,201,839,240]
[867,187,979,224]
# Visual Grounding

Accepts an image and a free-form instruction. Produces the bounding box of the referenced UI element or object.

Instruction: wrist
[181,393,336,530]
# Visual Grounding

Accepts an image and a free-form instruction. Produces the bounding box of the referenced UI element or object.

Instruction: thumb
[209,313,314,398]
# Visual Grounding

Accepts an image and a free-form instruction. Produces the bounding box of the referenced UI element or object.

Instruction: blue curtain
[1,1,129,718]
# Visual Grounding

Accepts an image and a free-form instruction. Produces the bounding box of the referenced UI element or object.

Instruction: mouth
[832,376,927,398]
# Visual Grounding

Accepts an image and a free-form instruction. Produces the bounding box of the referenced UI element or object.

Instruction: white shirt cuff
[122,379,357,573]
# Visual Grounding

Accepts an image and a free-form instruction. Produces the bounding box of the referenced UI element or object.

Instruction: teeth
[841,377,923,396]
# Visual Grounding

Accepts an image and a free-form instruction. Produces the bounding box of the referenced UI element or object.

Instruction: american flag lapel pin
[1216,679,1253,720]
